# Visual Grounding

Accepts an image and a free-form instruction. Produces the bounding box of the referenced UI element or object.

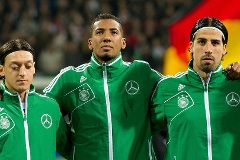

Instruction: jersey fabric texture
[0,82,67,160]
[151,60,240,160]
[43,53,162,160]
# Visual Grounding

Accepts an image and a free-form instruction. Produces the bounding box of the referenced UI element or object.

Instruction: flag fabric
[163,0,240,75]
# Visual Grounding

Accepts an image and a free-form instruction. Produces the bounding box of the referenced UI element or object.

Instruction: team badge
[78,83,95,102]
[125,80,139,95]
[41,114,52,129]
[0,113,15,138]
[79,89,90,101]
[226,92,240,107]
[0,115,10,129]
[178,95,189,108]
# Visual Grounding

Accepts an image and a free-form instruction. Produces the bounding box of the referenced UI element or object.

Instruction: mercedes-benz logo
[226,92,240,107]
[125,80,139,95]
[41,114,52,129]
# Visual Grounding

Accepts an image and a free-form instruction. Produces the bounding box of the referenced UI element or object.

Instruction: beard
[96,52,116,63]
[200,64,213,73]
[100,54,113,62]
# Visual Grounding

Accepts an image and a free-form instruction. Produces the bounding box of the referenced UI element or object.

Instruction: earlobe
[189,42,193,53]
[88,39,93,50]
[121,38,126,49]
[223,44,227,55]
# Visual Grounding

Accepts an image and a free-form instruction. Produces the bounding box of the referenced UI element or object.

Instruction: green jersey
[44,54,162,160]
[151,60,240,160]
[0,82,67,160]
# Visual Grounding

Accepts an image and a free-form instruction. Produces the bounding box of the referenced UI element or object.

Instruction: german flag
[163,0,240,75]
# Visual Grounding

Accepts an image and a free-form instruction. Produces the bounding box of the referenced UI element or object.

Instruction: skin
[226,62,240,79]
[0,51,35,102]
[189,28,227,82]
[88,19,126,63]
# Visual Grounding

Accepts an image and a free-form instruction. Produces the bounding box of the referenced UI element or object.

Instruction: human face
[190,28,226,75]
[0,51,35,95]
[88,19,126,63]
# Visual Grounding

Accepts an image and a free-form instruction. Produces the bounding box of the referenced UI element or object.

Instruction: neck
[19,91,27,102]
[200,72,210,83]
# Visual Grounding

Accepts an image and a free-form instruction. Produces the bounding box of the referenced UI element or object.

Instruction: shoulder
[130,60,163,78]
[34,93,59,106]
[159,71,187,84]
[59,63,91,75]
[129,60,154,70]
[47,63,90,84]
[132,60,150,66]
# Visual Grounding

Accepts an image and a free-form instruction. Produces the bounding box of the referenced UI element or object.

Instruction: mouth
[202,56,214,63]
[17,80,27,83]
[101,45,113,50]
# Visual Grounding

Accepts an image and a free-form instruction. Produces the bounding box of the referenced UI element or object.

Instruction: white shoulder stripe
[151,71,187,101]
[43,63,90,93]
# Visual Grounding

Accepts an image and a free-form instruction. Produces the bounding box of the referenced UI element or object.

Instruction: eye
[197,39,206,45]
[25,63,33,69]
[26,65,32,69]
[96,30,103,35]
[12,66,19,71]
[111,30,118,35]
[212,40,220,46]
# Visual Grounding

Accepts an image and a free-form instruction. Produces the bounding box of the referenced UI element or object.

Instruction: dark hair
[190,17,228,44]
[0,39,35,65]
[90,13,124,36]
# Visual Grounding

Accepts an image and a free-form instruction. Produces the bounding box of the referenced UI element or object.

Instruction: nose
[19,66,27,76]
[103,32,111,42]
[205,42,213,54]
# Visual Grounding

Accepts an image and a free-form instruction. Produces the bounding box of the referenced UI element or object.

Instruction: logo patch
[79,83,95,102]
[0,113,15,138]
[170,91,194,109]
[79,89,90,101]
[178,84,185,91]
[226,92,240,107]
[178,95,189,108]
[80,76,87,83]
[125,80,139,95]
[41,114,52,129]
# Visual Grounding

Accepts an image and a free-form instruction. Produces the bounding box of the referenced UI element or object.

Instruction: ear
[121,38,126,49]
[223,44,227,56]
[88,38,93,50]
[189,42,193,53]
[0,65,4,77]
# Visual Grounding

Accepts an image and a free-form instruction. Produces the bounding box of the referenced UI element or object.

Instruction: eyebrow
[95,28,119,31]
[9,60,34,65]
[197,37,221,41]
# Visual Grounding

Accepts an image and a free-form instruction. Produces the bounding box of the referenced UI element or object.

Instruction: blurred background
[1,0,239,159]
[0,0,201,91]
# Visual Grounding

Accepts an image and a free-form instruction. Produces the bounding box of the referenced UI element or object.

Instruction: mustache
[201,54,215,60]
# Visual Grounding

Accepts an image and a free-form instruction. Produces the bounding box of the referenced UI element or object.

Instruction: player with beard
[151,17,240,160]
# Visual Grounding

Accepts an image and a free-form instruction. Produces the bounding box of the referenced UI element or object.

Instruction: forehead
[93,19,121,30]
[5,51,34,62]
[195,28,222,40]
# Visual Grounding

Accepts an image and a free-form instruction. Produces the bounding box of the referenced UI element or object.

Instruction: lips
[101,45,113,50]
[201,56,214,64]
[202,58,213,60]
[17,80,27,83]
[202,56,214,61]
